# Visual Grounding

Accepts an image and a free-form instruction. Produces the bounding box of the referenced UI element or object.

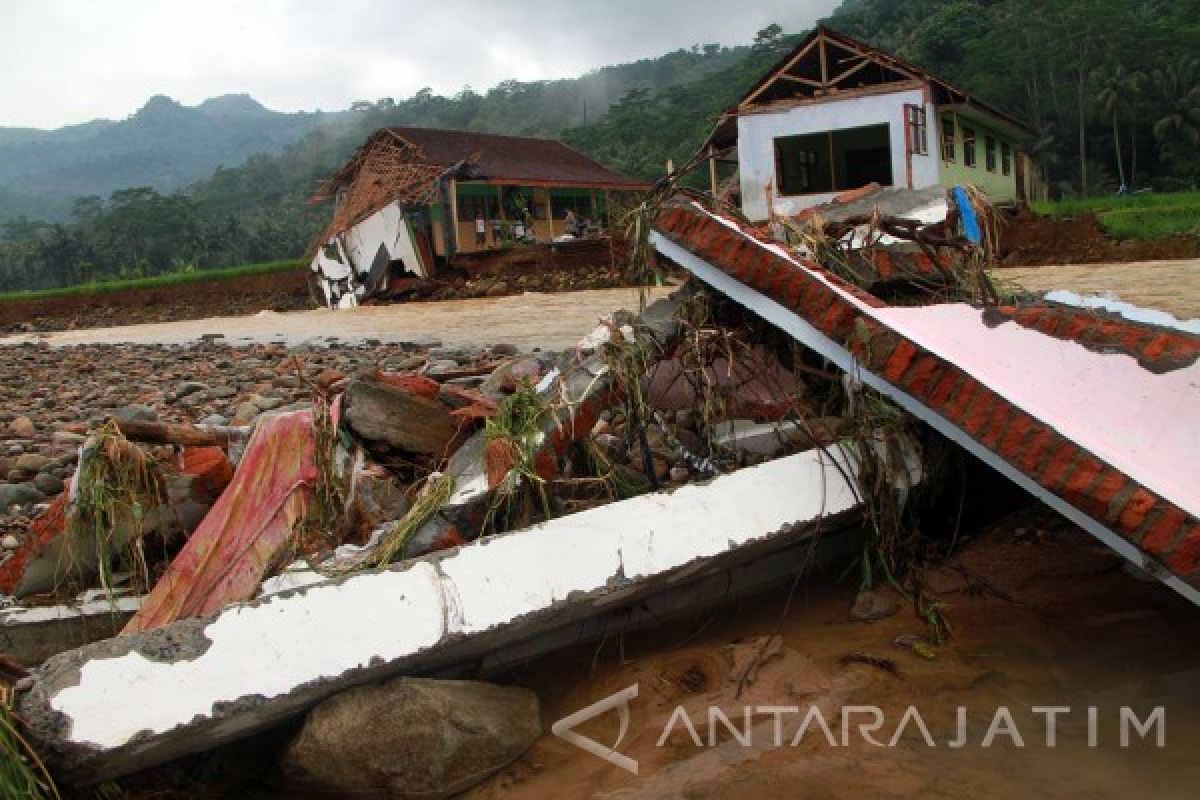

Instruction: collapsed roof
[309,127,649,245]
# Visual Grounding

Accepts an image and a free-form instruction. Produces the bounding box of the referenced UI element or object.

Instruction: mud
[0,269,314,335]
[998,208,1200,267]
[469,505,1200,800]
[92,501,1200,799]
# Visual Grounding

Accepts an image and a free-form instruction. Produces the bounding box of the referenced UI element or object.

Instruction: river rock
[0,483,45,510]
[279,678,540,799]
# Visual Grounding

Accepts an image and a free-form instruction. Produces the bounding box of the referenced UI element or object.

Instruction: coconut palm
[1151,58,1200,168]
[1092,65,1142,188]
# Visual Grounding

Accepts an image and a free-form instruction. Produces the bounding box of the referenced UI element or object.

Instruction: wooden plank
[829,57,872,86]
[777,74,823,88]
[740,35,821,108]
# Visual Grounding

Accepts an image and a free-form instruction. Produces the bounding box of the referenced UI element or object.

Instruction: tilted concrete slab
[0,591,140,666]
[651,198,1200,605]
[17,443,871,784]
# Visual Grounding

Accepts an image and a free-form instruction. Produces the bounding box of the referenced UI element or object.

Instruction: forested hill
[824,0,1200,195]
[0,96,350,223]
[0,45,753,227]
[2,0,1198,293]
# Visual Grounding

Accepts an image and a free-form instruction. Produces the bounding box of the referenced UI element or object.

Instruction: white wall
[737,87,939,221]
[310,202,429,308]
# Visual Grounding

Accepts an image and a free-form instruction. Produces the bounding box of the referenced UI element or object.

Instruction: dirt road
[1000,258,1200,320]
[0,286,674,351]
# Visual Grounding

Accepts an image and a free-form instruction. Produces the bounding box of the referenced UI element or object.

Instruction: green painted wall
[936,111,1020,202]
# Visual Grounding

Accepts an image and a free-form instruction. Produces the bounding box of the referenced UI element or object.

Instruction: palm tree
[1151,58,1200,168]
[1092,66,1141,189]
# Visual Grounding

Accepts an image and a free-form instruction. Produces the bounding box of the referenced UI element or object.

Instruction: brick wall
[654,200,1200,588]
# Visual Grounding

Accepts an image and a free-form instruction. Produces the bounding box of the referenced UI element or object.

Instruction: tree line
[1,0,1198,293]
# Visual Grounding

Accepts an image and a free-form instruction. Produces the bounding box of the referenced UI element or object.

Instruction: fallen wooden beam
[111,419,249,449]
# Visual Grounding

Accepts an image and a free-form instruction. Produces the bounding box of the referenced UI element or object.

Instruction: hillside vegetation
[1,0,1198,294]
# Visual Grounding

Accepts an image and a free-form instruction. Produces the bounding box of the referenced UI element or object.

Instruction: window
[775,136,824,194]
[774,125,893,196]
[1001,142,1012,176]
[941,116,956,162]
[905,105,928,156]
[962,126,977,168]
[985,136,997,172]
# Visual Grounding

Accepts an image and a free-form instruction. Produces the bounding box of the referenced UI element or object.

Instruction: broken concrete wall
[310,201,429,309]
[17,443,869,783]
[650,198,1200,604]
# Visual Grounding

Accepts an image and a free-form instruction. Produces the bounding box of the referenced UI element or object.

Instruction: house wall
[737,87,939,221]
[936,111,1021,202]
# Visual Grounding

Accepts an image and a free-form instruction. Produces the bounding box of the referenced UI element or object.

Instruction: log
[112,419,249,449]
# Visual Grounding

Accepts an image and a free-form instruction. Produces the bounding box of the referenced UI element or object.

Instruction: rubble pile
[0,182,1195,797]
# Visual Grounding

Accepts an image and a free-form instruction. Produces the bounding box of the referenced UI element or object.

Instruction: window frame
[962,126,977,168]
[905,104,928,156]
[985,135,997,172]
[940,116,956,162]
[1001,142,1012,176]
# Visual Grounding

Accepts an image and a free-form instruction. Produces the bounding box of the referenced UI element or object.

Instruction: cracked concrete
[16,443,867,784]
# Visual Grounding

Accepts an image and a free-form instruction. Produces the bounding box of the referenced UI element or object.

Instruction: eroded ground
[470,506,1200,800]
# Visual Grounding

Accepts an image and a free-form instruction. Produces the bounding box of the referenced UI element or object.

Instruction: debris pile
[0,181,1195,797]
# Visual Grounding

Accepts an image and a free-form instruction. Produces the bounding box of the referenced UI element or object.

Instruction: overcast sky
[1,0,840,129]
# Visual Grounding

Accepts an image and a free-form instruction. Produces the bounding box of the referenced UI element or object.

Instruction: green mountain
[0,95,344,222]
[2,0,1198,293]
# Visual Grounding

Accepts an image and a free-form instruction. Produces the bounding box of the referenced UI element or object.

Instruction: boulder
[342,377,458,457]
[9,416,35,438]
[14,453,52,473]
[113,404,157,424]
[0,482,45,510]
[279,678,540,799]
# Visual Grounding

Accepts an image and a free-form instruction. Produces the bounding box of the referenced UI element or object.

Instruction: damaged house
[307,127,649,308]
[704,26,1042,220]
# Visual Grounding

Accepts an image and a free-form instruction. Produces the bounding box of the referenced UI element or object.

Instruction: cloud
[0,0,839,128]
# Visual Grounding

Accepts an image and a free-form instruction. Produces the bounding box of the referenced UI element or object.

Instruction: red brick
[1167,525,1200,577]
[1117,487,1157,536]
[1090,469,1127,508]
[1059,454,1105,515]
[1058,314,1091,341]
[903,355,941,396]
[1014,307,1043,328]
[998,412,1036,460]
[1034,315,1061,336]
[1141,507,1187,557]
[1038,440,1079,490]
[820,302,857,340]
[1016,426,1054,474]
[928,370,963,410]
[767,262,795,300]
[1061,454,1104,496]
[962,391,995,436]
[883,340,919,384]
[782,273,809,309]
[979,398,1016,449]
[749,253,780,291]
[1142,333,1174,361]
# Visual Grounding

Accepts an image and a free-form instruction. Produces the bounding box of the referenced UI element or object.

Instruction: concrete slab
[17,443,869,784]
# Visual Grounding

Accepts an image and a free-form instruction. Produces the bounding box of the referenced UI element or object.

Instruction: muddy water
[999,259,1200,320]
[470,514,1200,800]
[0,287,675,351]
